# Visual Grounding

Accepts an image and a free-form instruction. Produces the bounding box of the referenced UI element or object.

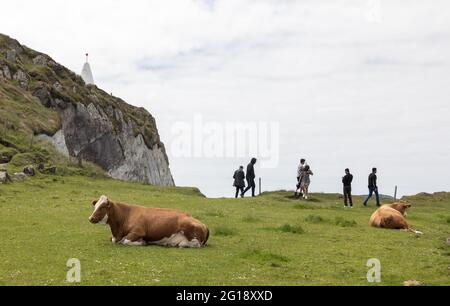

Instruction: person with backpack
[233,166,245,198]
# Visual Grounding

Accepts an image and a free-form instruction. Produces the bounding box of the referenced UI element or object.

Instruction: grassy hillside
[0,176,448,286]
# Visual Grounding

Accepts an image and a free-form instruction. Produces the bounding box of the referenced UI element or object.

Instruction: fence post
[394,185,398,201]
[259,177,261,195]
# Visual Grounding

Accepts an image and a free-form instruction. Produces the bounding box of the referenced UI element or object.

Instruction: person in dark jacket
[241,158,257,197]
[342,168,353,207]
[233,166,246,198]
[363,167,380,206]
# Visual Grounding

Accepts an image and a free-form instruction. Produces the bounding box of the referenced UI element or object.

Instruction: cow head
[389,200,411,216]
[89,195,110,224]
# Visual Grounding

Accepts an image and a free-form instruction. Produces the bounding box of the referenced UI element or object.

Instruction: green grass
[214,226,237,236]
[277,224,305,234]
[304,214,326,223]
[240,249,290,264]
[242,214,260,223]
[0,176,449,286]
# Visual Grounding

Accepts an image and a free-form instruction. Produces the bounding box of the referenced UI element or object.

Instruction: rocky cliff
[0,33,174,186]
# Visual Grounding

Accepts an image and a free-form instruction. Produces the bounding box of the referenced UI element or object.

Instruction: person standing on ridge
[342,168,353,208]
[242,158,257,197]
[299,165,313,200]
[363,167,380,207]
[295,159,307,197]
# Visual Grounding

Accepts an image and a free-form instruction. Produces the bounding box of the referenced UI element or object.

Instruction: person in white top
[295,159,307,197]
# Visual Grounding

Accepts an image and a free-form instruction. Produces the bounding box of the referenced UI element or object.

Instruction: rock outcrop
[23,166,35,176]
[55,101,173,185]
[0,33,174,186]
[0,169,12,184]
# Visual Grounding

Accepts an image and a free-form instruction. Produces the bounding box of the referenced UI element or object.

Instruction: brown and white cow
[89,195,209,247]
[369,201,422,234]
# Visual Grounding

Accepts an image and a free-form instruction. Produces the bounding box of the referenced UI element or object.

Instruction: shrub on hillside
[10,151,49,166]
[335,217,357,227]
[278,224,305,234]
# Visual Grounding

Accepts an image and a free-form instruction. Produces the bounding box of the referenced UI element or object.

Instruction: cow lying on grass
[89,195,209,247]
[369,201,423,235]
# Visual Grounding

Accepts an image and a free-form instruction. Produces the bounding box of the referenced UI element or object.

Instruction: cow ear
[92,200,97,206]
[406,204,412,208]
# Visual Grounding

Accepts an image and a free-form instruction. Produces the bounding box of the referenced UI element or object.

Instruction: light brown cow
[369,200,422,234]
[89,195,209,247]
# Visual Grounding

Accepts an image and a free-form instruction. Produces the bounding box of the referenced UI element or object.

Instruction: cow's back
[369,205,408,229]
[126,206,208,246]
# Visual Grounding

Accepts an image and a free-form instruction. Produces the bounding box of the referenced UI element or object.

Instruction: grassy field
[0,175,449,286]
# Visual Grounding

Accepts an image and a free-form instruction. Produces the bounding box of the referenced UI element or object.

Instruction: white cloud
[1,0,449,197]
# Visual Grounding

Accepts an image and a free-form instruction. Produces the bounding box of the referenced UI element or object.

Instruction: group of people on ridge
[341,167,380,208]
[233,157,381,207]
[232,158,257,198]
[294,158,314,200]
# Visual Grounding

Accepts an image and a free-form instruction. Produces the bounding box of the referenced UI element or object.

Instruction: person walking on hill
[233,166,245,198]
[342,168,353,208]
[363,167,380,207]
[242,158,257,197]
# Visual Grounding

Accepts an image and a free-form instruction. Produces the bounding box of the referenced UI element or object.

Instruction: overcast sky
[1,0,449,197]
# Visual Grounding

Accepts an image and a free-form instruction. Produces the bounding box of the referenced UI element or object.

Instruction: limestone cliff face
[58,102,174,185]
[0,33,174,186]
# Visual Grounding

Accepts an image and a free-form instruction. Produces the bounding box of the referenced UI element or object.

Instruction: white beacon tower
[81,53,95,85]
